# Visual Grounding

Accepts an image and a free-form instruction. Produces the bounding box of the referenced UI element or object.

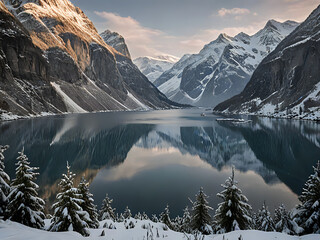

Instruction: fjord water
[1,109,319,217]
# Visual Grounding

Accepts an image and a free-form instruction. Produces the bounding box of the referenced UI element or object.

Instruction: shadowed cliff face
[0,1,67,115]
[0,0,178,118]
[215,5,320,120]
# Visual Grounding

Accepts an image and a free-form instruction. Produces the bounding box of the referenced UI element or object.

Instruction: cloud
[95,11,167,57]
[218,8,251,17]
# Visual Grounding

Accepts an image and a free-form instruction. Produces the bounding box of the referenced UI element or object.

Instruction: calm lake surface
[1,109,320,217]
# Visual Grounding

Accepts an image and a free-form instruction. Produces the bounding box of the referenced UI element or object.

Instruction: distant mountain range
[0,0,180,119]
[133,55,179,83]
[214,5,320,121]
[137,20,298,107]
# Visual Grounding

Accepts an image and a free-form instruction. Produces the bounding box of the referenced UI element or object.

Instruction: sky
[70,0,319,59]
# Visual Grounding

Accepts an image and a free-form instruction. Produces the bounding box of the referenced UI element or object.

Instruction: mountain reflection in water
[0,109,319,217]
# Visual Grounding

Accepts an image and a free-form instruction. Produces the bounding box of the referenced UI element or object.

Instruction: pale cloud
[95,11,167,57]
[218,8,251,17]
[95,10,267,58]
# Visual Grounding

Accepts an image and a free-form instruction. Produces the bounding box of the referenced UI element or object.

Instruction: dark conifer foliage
[294,161,320,234]
[214,167,252,233]
[160,204,173,229]
[6,148,45,229]
[78,177,99,229]
[190,187,213,234]
[99,193,116,221]
[49,162,89,236]
[256,202,275,232]
[0,145,10,217]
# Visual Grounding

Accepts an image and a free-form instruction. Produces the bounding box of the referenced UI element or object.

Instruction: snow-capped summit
[214,4,320,121]
[154,19,299,107]
[133,55,179,83]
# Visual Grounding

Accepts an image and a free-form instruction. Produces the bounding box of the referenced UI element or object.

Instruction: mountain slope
[133,55,179,83]
[214,5,320,121]
[0,0,177,119]
[100,30,182,109]
[155,20,298,107]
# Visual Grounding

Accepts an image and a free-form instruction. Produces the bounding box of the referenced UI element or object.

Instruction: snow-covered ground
[0,219,319,240]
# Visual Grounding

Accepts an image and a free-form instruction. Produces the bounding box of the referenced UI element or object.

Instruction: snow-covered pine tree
[6,148,45,229]
[49,162,89,236]
[294,161,320,234]
[77,177,99,228]
[160,204,173,229]
[190,187,213,234]
[274,204,297,235]
[142,212,149,220]
[256,202,275,232]
[134,212,142,220]
[0,145,10,217]
[182,206,192,233]
[99,193,116,221]
[214,167,252,233]
[123,206,132,219]
[151,214,159,222]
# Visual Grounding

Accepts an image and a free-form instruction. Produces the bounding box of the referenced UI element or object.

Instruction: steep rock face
[155,20,298,107]
[0,0,178,118]
[0,0,66,115]
[100,30,182,109]
[214,5,320,121]
[133,55,179,83]
[100,30,131,58]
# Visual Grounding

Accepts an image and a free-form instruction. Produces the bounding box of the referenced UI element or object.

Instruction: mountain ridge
[153,19,298,107]
[214,4,320,121]
[0,0,180,120]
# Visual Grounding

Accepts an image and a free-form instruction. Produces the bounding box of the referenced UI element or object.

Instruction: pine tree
[134,212,142,220]
[274,204,298,235]
[6,148,45,229]
[182,206,192,233]
[0,145,10,217]
[49,162,89,236]
[294,161,320,234]
[214,167,252,233]
[99,193,116,221]
[190,187,213,234]
[256,202,275,232]
[123,206,132,219]
[142,212,149,220]
[151,214,159,222]
[77,177,99,229]
[160,204,173,229]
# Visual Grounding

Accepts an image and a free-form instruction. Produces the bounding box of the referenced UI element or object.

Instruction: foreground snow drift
[0,219,319,240]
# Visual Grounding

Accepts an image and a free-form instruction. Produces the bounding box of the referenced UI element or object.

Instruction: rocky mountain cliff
[133,55,179,83]
[214,5,320,121]
[155,20,298,107]
[0,0,178,119]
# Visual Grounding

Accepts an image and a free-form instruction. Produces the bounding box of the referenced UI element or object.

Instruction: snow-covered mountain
[214,5,320,121]
[133,55,179,83]
[154,20,298,107]
[0,0,179,119]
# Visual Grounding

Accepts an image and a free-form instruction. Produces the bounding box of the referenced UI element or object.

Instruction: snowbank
[0,219,319,240]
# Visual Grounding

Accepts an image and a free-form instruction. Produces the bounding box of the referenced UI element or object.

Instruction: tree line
[0,145,319,237]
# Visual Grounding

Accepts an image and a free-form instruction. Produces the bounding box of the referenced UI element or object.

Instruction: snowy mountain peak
[214,5,320,121]
[134,55,179,83]
[154,19,298,107]
[100,30,131,58]
[217,33,233,43]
